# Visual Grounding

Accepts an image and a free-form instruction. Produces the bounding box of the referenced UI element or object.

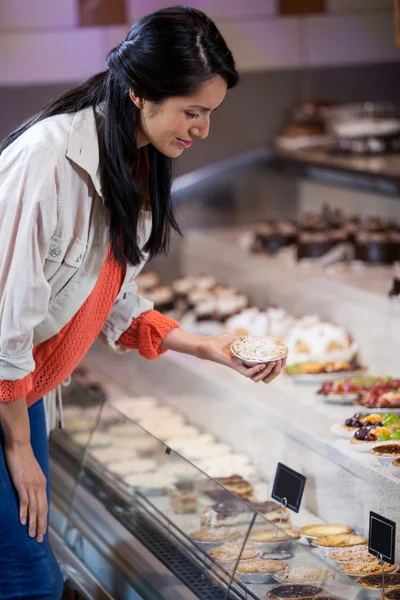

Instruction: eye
[185,111,200,119]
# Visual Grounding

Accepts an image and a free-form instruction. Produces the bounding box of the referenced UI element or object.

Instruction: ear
[129,89,144,109]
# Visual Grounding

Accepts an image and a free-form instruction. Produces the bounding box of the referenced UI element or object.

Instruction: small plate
[235,571,277,584]
[330,423,356,439]
[353,405,400,414]
[319,393,361,405]
[286,369,367,384]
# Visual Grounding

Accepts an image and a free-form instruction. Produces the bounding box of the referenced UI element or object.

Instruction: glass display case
[48,372,387,600]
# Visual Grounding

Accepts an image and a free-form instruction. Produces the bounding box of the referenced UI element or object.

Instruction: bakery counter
[81,342,400,558]
[49,369,394,600]
[180,227,400,375]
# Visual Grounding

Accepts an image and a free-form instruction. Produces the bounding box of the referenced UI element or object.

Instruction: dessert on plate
[207,540,260,562]
[299,524,352,538]
[230,335,288,365]
[249,528,300,544]
[274,567,333,584]
[267,584,327,599]
[168,480,198,514]
[356,573,400,591]
[329,545,370,562]
[339,560,397,576]
[284,319,362,376]
[314,533,367,548]
[190,527,238,544]
[231,559,288,584]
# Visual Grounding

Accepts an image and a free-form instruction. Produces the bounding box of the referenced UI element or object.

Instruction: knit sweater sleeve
[118,310,179,360]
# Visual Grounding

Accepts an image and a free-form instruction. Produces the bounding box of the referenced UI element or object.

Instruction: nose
[190,118,210,140]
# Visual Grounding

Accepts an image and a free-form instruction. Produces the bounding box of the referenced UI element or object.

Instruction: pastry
[275,567,333,584]
[315,534,367,548]
[71,431,111,447]
[249,529,300,543]
[371,444,400,458]
[143,285,175,312]
[106,458,157,476]
[124,472,173,490]
[135,271,160,291]
[207,541,259,562]
[235,559,288,574]
[168,480,198,514]
[90,446,137,463]
[329,545,370,562]
[339,560,397,576]
[190,527,238,543]
[267,585,326,599]
[230,335,288,364]
[284,319,359,374]
[299,524,352,538]
[357,573,400,590]
[201,499,288,529]
[385,591,400,599]
[211,474,255,501]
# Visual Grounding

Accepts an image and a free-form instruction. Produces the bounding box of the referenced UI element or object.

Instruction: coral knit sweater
[0,248,179,407]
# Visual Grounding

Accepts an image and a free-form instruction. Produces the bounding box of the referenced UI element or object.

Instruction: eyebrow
[187,103,223,111]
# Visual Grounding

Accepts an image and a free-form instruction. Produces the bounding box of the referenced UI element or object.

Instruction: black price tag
[271,463,306,513]
[369,512,396,565]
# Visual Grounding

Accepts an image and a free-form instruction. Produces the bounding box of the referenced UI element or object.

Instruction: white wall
[0,0,398,85]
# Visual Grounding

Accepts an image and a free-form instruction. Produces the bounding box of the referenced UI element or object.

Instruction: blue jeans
[0,399,64,599]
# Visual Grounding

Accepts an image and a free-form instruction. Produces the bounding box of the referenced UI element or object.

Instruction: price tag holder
[369,511,396,565]
[271,463,306,513]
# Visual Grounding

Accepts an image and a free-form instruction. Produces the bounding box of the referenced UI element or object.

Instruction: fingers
[231,359,267,379]
[22,482,47,542]
[262,359,284,384]
[36,491,48,543]
[27,489,38,539]
[251,361,276,383]
[19,489,28,526]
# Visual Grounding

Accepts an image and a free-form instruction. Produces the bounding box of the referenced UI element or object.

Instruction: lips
[177,138,193,149]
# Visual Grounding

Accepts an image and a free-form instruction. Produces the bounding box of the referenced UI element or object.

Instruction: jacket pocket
[44,236,87,299]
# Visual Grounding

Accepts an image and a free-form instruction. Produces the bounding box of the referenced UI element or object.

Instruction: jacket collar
[66,107,103,198]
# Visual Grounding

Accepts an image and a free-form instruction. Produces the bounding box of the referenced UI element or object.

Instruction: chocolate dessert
[357,573,400,589]
[267,585,326,599]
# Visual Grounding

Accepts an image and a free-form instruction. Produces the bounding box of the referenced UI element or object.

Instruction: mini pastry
[235,559,288,574]
[106,458,157,476]
[124,472,173,490]
[168,480,198,514]
[339,560,397,576]
[275,567,333,584]
[213,474,255,501]
[190,527,238,543]
[267,585,326,598]
[328,545,370,562]
[207,541,259,562]
[231,335,288,364]
[357,573,400,590]
[71,431,110,447]
[249,529,300,543]
[371,444,400,458]
[385,590,400,599]
[90,446,137,463]
[135,271,160,291]
[299,524,352,538]
[143,285,175,312]
[315,534,367,548]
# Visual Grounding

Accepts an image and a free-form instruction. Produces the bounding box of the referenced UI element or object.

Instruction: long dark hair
[0,6,238,266]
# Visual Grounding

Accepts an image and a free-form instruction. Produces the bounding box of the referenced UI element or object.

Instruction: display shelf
[270,147,400,197]
[82,343,400,556]
[181,227,400,375]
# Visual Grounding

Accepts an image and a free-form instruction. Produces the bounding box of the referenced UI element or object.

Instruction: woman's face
[131,75,228,158]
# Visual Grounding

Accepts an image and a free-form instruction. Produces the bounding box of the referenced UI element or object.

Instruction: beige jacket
[0,106,153,386]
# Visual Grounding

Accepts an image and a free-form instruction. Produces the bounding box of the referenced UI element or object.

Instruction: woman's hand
[196,333,286,383]
[4,442,48,543]
[162,329,285,384]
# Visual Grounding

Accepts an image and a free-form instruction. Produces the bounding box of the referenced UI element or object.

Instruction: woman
[0,6,285,599]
